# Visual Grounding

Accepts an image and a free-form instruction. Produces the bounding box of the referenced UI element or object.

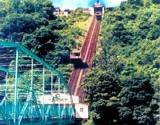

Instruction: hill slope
[84,1,160,125]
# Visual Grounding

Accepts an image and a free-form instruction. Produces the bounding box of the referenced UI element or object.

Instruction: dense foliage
[84,0,160,125]
[0,0,71,66]
[0,0,90,79]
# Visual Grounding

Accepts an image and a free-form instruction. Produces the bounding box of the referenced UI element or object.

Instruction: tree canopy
[84,0,160,125]
[0,0,90,73]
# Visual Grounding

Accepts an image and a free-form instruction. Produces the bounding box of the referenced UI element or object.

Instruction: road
[68,15,101,101]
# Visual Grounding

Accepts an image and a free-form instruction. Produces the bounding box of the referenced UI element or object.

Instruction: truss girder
[0,42,75,125]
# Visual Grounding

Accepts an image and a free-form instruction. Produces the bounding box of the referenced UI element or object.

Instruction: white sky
[107,0,127,6]
[52,0,127,9]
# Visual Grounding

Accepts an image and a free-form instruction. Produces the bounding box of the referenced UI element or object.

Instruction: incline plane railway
[0,2,103,125]
[69,2,103,101]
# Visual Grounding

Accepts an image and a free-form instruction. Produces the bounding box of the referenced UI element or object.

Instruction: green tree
[128,0,144,6]
[111,23,133,45]
[0,14,38,41]
[144,0,151,7]
[128,0,143,6]
[84,69,121,125]
[152,0,160,4]
[85,1,160,125]
[85,68,158,125]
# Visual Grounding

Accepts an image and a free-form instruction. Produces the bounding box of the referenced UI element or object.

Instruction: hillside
[84,0,160,125]
[0,0,91,80]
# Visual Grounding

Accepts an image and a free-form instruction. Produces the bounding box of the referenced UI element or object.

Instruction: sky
[52,0,127,9]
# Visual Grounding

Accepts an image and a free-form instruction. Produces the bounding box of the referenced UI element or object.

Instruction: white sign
[75,103,88,119]
[38,93,79,104]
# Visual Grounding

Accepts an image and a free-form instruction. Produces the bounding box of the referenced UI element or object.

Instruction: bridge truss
[0,42,75,125]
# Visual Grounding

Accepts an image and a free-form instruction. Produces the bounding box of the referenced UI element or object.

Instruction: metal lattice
[0,42,75,125]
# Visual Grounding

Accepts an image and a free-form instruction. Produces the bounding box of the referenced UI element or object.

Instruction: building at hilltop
[83,7,94,15]
[53,7,70,16]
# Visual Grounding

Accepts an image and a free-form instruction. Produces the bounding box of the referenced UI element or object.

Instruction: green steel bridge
[0,42,75,125]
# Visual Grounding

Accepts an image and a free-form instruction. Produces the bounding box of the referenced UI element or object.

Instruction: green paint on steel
[0,41,75,125]
[0,66,15,76]
[0,41,70,93]
[0,65,74,124]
